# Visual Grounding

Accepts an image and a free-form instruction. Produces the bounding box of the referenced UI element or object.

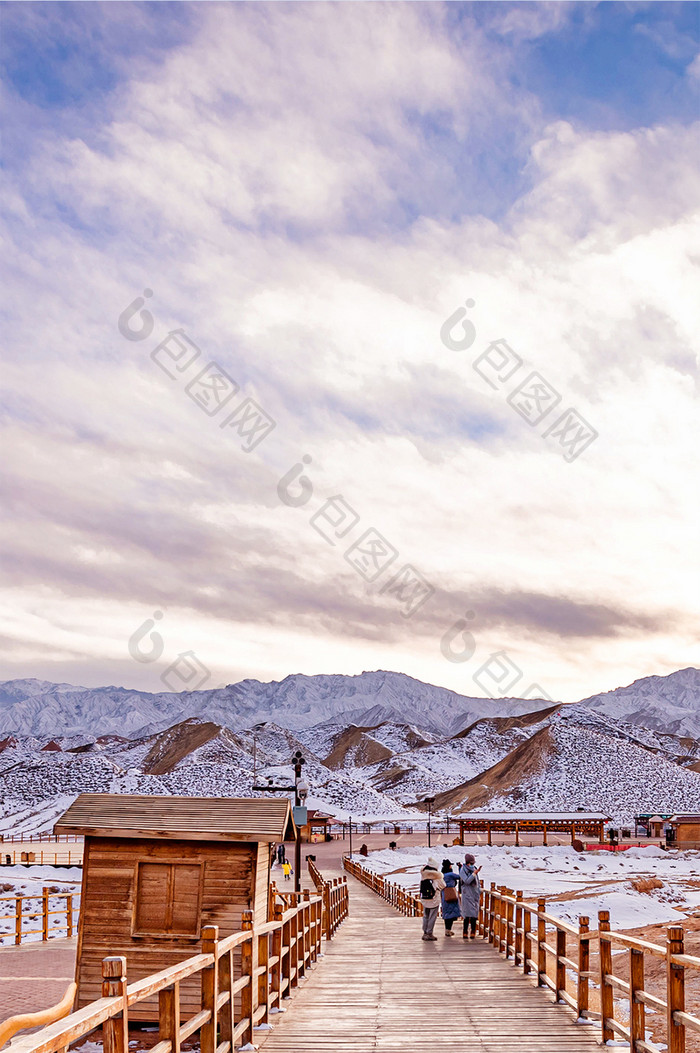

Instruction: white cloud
[1,3,699,704]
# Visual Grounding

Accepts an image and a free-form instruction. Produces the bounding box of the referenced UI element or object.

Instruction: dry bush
[630,877,663,893]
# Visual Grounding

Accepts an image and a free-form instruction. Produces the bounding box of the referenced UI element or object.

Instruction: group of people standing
[419,854,482,941]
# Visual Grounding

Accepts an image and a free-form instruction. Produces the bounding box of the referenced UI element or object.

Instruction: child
[282,860,292,881]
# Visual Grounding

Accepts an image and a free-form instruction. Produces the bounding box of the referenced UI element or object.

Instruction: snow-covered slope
[574,667,700,740]
[0,672,555,739]
[434,712,700,823]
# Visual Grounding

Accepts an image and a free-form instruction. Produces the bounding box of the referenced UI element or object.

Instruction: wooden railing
[0,889,79,945]
[343,857,422,916]
[0,833,82,843]
[306,859,349,939]
[344,859,700,1052]
[7,893,324,1053]
[0,848,80,866]
[0,984,77,1048]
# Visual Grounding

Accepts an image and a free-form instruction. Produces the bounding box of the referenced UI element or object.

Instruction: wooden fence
[344,858,700,1053]
[7,893,323,1053]
[0,889,79,945]
[0,833,82,844]
[306,859,349,938]
[4,861,349,1053]
[0,849,80,866]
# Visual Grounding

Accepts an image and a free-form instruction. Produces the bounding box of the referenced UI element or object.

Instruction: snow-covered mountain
[432,712,700,824]
[0,671,554,739]
[0,667,698,830]
[574,667,700,740]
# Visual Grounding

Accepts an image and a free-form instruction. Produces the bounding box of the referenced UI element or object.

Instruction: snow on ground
[358,844,700,930]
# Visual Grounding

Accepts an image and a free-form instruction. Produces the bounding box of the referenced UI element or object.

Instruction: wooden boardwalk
[259,870,601,1052]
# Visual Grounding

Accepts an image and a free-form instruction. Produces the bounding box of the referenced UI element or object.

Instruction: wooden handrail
[344,857,700,1051]
[0,983,77,1048]
[307,859,349,940]
[6,893,326,1053]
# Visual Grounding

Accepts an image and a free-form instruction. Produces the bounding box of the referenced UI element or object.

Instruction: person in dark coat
[459,853,482,939]
[440,863,462,936]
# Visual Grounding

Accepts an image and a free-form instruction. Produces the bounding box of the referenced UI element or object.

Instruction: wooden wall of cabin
[676,822,700,844]
[76,835,270,1019]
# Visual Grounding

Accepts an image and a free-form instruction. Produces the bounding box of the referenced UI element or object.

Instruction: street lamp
[252,750,308,893]
[423,796,436,848]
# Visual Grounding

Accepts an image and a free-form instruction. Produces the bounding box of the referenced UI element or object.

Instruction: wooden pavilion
[297,809,335,843]
[668,814,700,849]
[55,793,295,1018]
[451,811,609,845]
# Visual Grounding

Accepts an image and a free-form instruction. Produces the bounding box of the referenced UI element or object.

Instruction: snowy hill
[574,667,700,740]
[431,711,700,823]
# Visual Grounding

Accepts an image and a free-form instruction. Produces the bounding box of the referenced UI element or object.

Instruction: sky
[1,1,699,706]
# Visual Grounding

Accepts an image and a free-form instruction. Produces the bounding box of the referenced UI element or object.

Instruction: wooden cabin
[54,793,295,1018]
[298,809,334,843]
[452,811,609,845]
[668,814,700,849]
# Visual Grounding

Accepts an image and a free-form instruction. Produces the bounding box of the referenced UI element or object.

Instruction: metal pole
[349,816,353,858]
[428,800,431,848]
[294,761,301,894]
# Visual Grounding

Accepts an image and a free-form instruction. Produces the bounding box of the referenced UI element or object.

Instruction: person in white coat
[419,857,445,941]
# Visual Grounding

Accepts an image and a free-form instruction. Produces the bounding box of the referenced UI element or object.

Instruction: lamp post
[292,750,308,894]
[423,796,436,848]
[349,815,353,858]
[252,749,307,893]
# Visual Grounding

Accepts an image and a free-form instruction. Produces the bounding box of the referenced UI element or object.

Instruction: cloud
[1,2,699,704]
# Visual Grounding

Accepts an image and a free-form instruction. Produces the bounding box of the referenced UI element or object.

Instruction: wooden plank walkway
[258,870,601,1052]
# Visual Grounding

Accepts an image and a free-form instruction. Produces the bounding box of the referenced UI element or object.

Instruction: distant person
[419,856,445,941]
[359,843,368,856]
[441,862,461,936]
[277,843,286,864]
[459,853,481,939]
[282,860,292,881]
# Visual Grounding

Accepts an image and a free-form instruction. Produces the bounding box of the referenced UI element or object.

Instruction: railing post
[523,904,531,975]
[577,916,589,1020]
[200,924,219,1053]
[515,891,523,965]
[598,910,614,1045]
[258,925,270,1024]
[505,889,514,959]
[15,897,22,946]
[271,902,283,1008]
[537,898,546,987]
[488,882,496,944]
[629,946,645,1049]
[323,882,331,941]
[159,981,181,1053]
[240,911,255,1046]
[67,895,73,938]
[42,888,49,941]
[555,926,566,1002]
[666,925,685,1053]
[102,957,128,1053]
[219,942,234,1053]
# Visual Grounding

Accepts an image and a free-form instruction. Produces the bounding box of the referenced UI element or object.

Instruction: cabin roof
[453,811,609,821]
[54,793,296,841]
